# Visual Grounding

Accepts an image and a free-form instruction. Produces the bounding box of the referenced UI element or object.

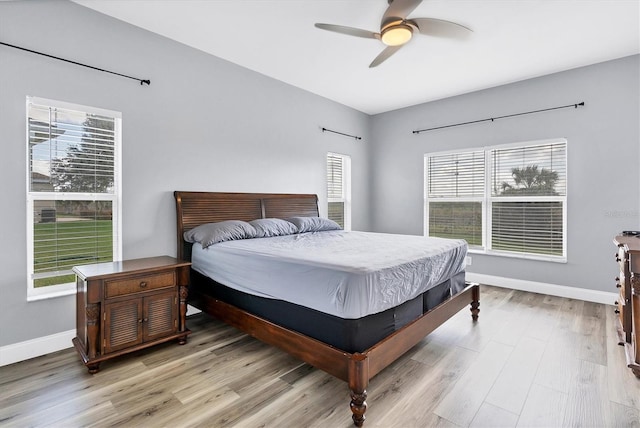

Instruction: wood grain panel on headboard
[174,191,319,261]
[263,197,320,219]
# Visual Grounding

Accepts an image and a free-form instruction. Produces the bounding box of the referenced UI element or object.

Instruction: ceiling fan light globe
[381,25,413,46]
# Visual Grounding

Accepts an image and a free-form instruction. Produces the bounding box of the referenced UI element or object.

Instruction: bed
[174,191,479,426]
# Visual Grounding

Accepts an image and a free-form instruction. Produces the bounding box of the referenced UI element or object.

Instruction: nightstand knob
[138,319,143,323]
[139,281,147,288]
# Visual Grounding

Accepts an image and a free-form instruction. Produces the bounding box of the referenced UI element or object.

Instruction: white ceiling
[74,0,640,115]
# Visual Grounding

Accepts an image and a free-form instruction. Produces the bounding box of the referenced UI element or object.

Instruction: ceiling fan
[315,0,472,68]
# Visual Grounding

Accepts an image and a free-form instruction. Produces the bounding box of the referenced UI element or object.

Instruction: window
[327,152,351,230]
[425,139,567,261]
[27,97,122,299]
[424,150,485,248]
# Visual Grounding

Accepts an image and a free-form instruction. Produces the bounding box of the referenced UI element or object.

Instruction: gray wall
[370,55,640,292]
[0,1,371,347]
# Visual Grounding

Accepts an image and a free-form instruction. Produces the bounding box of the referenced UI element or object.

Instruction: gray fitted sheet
[191,230,467,319]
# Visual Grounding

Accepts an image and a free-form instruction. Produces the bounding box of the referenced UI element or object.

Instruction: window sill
[27,285,75,302]
[468,248,567,264]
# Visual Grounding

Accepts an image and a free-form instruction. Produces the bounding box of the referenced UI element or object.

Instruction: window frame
[424,138,567,263]
[326,152,352,231]
[26,96,123,300]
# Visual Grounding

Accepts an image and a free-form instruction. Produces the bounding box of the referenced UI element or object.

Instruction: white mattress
[191,230,467,319]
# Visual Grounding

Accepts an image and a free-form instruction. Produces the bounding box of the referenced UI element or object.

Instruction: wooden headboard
[174,191,319,261]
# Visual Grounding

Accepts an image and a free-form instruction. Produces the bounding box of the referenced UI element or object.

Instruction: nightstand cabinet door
[103,290,178,353]
[104,299,144,353]
[144,290,178,342]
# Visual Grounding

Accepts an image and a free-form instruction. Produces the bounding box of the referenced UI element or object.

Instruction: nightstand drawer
[105,271,176,298]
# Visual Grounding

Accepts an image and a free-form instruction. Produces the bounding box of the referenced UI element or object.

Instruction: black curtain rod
[1,41,150,86]
[322,127,362,141]
[412,102,585,134]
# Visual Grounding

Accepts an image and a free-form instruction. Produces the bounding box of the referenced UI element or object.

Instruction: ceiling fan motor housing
[381,23,414,46]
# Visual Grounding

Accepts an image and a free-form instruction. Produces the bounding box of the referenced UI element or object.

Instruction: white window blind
[425,151,484,248]
[327,153,343,200]
[489,142,566,257]
[427,151,485,198]
[425,139,567,261]
[327,152,351,230]
[27,97,121,297]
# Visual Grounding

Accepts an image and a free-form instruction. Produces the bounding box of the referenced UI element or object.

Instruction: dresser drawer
[618,247,627,272]
[617,278,630,335]
[618,272,626,292]
[630,252,640,273]
[105,271,176,299]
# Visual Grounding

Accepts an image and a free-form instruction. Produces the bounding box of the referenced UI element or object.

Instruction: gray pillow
[286,216,342,233]
[249,218,298,238]
[184,220,257,248]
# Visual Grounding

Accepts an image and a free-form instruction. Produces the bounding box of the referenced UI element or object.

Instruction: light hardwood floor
[1,285,639,427]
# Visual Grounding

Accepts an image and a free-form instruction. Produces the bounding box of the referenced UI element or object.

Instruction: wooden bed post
[348,353,369,427]
[471,283,480,321]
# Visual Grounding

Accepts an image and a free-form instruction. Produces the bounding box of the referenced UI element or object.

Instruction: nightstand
[72,256,191,373]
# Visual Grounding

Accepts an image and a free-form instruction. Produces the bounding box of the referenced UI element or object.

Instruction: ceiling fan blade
[314,23,379,39]
[381,0,423,28]
[369,45,403,68]
[409,18,472,39]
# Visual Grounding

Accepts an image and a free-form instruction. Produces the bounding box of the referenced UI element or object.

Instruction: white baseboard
[0,329,75,367]
[466,273,617,305]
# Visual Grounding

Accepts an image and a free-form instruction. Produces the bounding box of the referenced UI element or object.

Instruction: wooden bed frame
[174,191,479,426]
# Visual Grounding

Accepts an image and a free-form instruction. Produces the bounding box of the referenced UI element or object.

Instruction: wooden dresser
[72,256,191,373]
[613,235,640,377]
